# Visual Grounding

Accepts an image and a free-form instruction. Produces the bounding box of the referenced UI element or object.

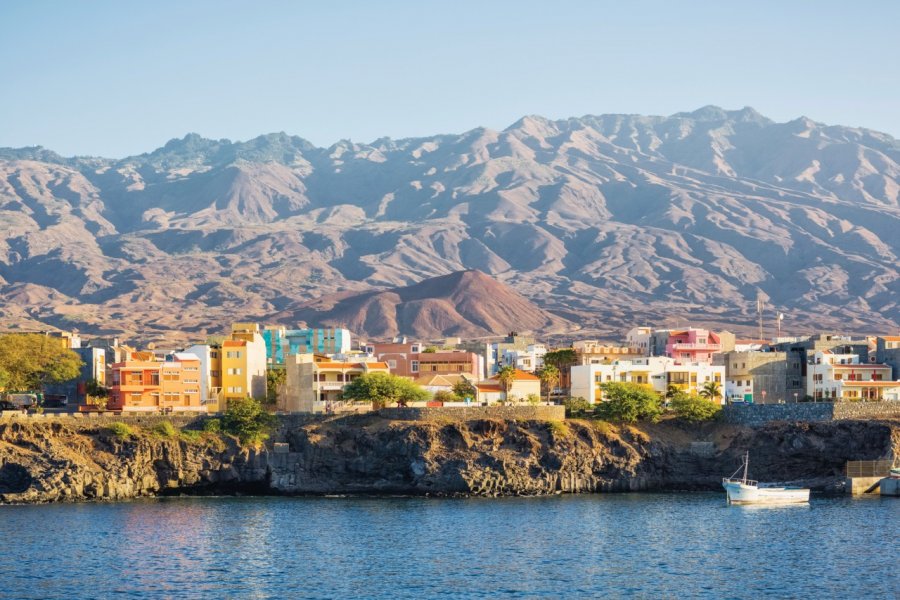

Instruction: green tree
[496,365,517,405]
[341,372,429,409]
[562,396,591,417]
[422,346,438,353]
[698,381,722,402]
[539,365,560,405]
[266,367,285,406]
[222,396,273,445]
[0,333,83,391]
[664,384,681,404]
[595,382,663,423]
[543,349,578,369]
[85,379,109,411]
[452,378,477,401]
[671,392,722,422]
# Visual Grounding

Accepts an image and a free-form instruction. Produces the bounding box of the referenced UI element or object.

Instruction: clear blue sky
[1,1,897,157]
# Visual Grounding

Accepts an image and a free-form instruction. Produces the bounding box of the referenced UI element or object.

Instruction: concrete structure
[807,350,900,402]
[364,341,482,379]
[108,351,204,412]
[715,350,788,404]
[571,357,725,404]
[264,326,352,364]
[722,401,900,425]
[282,354,390,413]
[665,328,724,364]
[772,334,871,402]
[875,336,900,378]
[499,343,546,373]
[184,344,223,411]
[474,369,541,404]
[573,341,644,365]
[221,323,267,405]
[484,333,536,377]
[625,327,654,356]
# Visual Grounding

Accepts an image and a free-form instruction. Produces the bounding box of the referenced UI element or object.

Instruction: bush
[547,420,571,438]
[525,393,541,405]
[152,420,177,438]
[432,390,456,403]
[180,429,203,443]
[202,418,222,433]
[670,392,722,422]
[594,383,662,423]
[223,397,273,445]
[562,396,591,417]
[107,422,134,439]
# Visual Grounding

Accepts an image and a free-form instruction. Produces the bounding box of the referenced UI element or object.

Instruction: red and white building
[665,329,723,364]
[807,350,900,402]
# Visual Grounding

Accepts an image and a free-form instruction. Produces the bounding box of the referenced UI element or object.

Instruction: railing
[845,460,893,477]
[670,343,721,350]
[723,477,758,486]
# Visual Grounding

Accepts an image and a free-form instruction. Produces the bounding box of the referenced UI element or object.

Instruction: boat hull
[723,481,810,505]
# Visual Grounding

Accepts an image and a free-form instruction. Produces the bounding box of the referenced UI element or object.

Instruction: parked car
[5,393,38,409]
[0,400,26,412]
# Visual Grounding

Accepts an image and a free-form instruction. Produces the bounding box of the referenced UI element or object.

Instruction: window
[411,345,421,353]
[226,368,242,375]
[411,360,419,373]
[183,379,198,384]
[388,360,397,369]
[210,370,220,377]
[741,363,746,369]
[227,386,243,394]
[226,351,242,359]
[211,351,218,359]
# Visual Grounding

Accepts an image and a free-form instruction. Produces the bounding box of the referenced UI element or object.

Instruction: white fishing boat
[722,452,810,505]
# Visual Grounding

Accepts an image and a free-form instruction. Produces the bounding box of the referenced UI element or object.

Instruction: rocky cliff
[0,416,897,503]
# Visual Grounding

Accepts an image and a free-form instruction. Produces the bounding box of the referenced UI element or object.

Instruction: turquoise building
[263,327,352,364]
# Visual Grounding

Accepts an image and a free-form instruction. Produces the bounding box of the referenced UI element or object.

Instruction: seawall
[722,402,900,426]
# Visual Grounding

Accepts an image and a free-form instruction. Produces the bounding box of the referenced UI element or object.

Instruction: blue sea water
[0,494,896,599]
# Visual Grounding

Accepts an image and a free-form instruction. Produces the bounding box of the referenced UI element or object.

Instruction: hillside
[1,107,899,343]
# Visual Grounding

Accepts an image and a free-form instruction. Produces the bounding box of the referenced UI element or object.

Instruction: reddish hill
[284,270,573,338]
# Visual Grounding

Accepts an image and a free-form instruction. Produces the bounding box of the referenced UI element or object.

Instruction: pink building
[665,329,722,364]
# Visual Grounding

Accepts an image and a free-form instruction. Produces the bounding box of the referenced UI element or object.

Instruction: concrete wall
[722,402,900,426]
[379,405,566,422]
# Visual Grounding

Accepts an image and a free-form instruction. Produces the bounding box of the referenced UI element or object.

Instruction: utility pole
[756,292,764,341]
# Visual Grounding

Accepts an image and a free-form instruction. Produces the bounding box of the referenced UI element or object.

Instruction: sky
[1,1,898,157]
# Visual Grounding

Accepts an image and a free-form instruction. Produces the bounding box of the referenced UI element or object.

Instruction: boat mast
[742,452,749,483]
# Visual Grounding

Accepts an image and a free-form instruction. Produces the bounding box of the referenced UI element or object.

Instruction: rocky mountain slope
[1,415,896,503]
[1,106,899,342]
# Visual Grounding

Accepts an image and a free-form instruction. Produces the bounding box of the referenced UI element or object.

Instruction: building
[282,354,390,413]
[484,333,536,377]
[220,323,267,405]
[263,326,352,364]
[772,334,871,401]
[714,350,787,404]
[664,328,724,364]
[571,357,725,404]
[474,369,541,404]
[498,343,546,373]
[875,336,900,378]
[43,346,107,407]
[807,350,900,402]
[414,373,474,395]
[183,344,223,412]
[364,340,483,379]
[573,340,644,365]
[108,351,204,412]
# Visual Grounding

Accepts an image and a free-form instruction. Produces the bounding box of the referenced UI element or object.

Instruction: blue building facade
[263,327,352,364]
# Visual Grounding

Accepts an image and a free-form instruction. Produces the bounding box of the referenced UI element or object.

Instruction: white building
[807,350,900,401]
[625,327,653,356]
[184,344,222,408]
[571,357,725,404]
[500,343,547,373]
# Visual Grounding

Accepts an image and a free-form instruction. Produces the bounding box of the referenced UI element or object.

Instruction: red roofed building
[475,369,541,404]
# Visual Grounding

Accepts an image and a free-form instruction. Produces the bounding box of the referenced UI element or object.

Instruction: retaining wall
[378,405,566,422]
[722,402,900,426]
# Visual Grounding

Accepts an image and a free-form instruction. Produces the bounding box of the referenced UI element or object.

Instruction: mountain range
[1,105,899,344]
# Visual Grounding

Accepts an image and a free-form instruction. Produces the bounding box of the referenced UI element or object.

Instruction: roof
[223,340,246,347]
[476,384,503,392]
[833,363,891,368]
[840,381,900,387]
[172,352,200,361]
[415,374,467,387]
[490,369,540,381]
[880,336,900,342]
[314,361,390,370]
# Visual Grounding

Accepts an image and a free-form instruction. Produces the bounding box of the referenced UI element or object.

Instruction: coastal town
[4,322,900,415]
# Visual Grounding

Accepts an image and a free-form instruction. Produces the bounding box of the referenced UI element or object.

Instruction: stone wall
[0,412,208,429]
[722,402,900,426]
[378,405,566,422]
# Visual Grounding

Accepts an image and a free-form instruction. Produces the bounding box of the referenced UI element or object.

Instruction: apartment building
[220,323,267,405]
[571,357,725,404]
[665,329,724,364]
[807,350,900,402]
[108,351,204,412]
[714,350,788,404]
[364,340,482,379]
[573,340,644,365]
[263,326,352,364]
[282,353,390,413]
[772,334,871,401]
[183,344,223,411]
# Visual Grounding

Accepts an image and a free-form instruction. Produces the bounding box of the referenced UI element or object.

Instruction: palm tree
[699,381,722,402]
[497,365,517,405]
[539,365,560,405]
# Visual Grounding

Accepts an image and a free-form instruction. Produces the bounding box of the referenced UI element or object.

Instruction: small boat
[722,452,810,505]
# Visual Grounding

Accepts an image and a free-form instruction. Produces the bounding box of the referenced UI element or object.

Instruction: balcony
[318,383,346,391]
[669,343,721,351]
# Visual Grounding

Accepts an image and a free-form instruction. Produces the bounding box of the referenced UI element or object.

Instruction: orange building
[108,351,205,412]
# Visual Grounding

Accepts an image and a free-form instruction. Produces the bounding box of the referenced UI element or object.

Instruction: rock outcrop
[1,416,897,503]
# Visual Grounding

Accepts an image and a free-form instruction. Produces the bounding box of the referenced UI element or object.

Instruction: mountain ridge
[1,106,898,343]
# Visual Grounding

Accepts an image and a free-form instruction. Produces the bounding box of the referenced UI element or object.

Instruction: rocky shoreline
[1,415,897,504]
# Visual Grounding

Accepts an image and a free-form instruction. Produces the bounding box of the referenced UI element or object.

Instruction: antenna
[756,292,764,341]
[776,312,784,340]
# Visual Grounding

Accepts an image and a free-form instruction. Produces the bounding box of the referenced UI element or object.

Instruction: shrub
[594,382,662,423]
[432,390,456,403]
[562,396,591,417]
[202,418,222,433]
[180,429,203,443]
[107,422,134,439]
[670,392,722,422]
[525,393,541,405]
[547,420,571,438]
[223,397,273,446]
[341,372,429,409]
[152,420,177,438]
